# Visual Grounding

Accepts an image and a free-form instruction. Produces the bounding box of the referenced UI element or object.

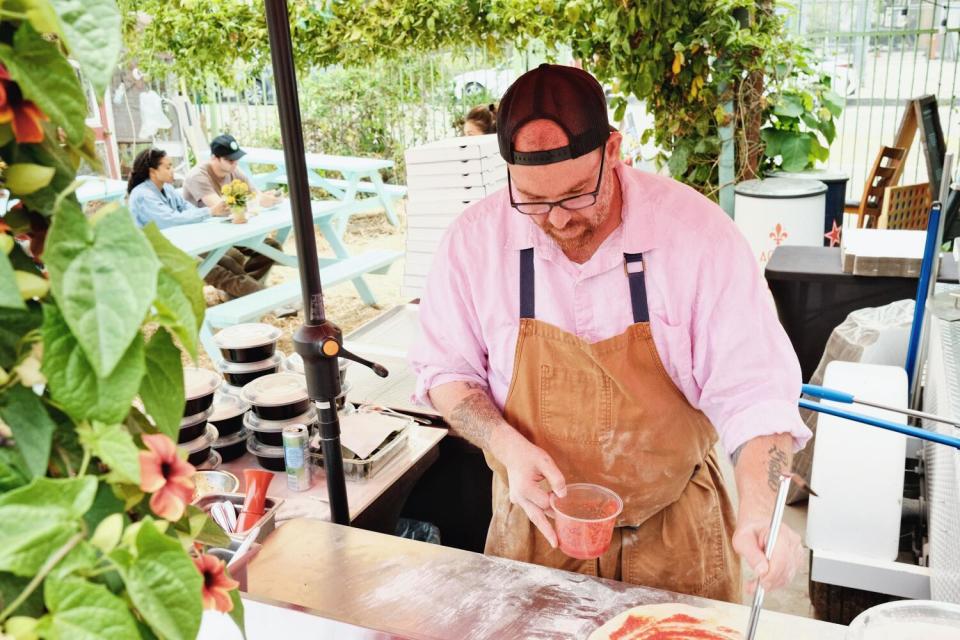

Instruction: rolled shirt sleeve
[689,218,811,456]
[409,224,490,409]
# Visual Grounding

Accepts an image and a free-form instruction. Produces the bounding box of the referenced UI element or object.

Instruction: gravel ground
[192,202,408,368]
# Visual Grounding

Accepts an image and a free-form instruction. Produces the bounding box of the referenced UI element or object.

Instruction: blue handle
[905,203,942,391]
[801,384,854,404]
[799,399,960,450]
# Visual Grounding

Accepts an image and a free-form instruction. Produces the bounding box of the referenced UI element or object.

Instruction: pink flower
[194,554,239,612]
[139,433,195,521]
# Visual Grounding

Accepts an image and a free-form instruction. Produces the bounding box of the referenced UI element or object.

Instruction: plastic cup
[550,483,623,560]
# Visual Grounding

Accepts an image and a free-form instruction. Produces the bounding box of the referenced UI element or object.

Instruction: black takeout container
[213,323,282,363]
[241,373,310,421]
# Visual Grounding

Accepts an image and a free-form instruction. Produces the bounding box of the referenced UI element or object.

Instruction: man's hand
[490,426,567,548]
[429,380,566,547]
[210,199,229,216]
[733,434,805,594]
[733,516,804,593]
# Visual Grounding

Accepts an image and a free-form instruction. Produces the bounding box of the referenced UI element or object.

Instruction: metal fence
[188,44,559,182]
[788,0,960,199]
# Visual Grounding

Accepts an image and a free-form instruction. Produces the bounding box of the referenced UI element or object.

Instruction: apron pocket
[621,467,726,597]
[539,364,612,444]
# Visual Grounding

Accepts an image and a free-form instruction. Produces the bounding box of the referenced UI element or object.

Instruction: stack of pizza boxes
[402,134,507,298]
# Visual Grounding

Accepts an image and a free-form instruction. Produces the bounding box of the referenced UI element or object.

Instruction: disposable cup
[550,483,622,560]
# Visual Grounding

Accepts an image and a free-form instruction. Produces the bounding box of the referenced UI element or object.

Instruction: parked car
[452,69,518,100]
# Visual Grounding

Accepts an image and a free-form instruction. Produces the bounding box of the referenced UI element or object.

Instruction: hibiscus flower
[0,67,46,144]
[194,553,239,612]
[139,433,195,521]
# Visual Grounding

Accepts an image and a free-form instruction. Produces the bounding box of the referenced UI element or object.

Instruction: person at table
[127,148,276,301]
[463,103,497,136]
[182,134,283,210]
[184,133,292,299]
[127,148,227,229]
[409,64,810,603]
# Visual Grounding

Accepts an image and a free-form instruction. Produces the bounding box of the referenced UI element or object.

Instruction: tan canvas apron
[483,248,742,602]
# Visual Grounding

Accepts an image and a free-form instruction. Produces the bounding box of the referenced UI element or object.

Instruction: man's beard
[537,182,611,255]
[541,219,597,253]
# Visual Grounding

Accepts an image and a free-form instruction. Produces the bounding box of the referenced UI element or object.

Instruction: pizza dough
[588,603,743,640]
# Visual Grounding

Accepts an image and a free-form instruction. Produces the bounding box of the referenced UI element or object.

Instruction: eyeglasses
[508,150,605,216]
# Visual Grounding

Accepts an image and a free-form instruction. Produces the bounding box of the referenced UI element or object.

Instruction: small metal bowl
[194,469,240,497]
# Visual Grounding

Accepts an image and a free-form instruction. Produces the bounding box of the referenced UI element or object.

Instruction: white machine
[805,313,960,621]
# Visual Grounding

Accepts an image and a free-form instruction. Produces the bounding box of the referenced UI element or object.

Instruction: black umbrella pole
[264,0,350,525]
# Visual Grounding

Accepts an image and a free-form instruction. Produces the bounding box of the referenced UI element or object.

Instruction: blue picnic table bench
[160,200,401,362]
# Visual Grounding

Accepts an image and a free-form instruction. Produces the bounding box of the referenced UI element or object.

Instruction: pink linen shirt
[409,162,811,456]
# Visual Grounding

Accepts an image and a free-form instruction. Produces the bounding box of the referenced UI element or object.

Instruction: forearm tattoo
[766,444,790,493]
[447,383,502,448]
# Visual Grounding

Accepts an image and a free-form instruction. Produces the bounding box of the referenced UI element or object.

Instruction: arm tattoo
[766,444,789,493]
[447,386,502,449]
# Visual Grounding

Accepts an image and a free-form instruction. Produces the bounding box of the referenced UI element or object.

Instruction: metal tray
[309,424,411,481]
[193,492,283,545]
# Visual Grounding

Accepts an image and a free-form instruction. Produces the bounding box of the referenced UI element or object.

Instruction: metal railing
[788,0,960,199]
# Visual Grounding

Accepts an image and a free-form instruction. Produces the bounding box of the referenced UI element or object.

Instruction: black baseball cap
[210,134,246,161]
[497,64,610,166]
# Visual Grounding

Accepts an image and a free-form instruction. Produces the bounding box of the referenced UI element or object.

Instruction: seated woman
[127,148,227,228]
[462,103,497,136]
[126,148,284,303]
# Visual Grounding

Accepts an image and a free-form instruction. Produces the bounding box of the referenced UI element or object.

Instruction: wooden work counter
[241,518,847,639]
[220,425,446,532]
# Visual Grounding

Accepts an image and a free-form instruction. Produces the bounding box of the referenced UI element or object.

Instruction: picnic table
[160,200,401,361]
[237,147,405,236]
[76,176,128,204]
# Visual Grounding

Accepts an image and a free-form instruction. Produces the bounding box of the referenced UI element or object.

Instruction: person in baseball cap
[181,133,286,303]
[209,133,247,161]
[410,63,809,602]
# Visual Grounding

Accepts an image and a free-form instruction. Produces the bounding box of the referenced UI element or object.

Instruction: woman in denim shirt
[127,149,227,228]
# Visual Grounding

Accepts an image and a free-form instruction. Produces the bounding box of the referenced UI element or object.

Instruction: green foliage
[125,0,838,196]
[0,2,242,638]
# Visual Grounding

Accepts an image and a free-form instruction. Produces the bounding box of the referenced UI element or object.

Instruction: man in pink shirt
[410,65,811,602]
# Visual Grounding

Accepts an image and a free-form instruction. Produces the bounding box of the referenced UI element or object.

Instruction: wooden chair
[878,183,931,230]
[854,146,908,229]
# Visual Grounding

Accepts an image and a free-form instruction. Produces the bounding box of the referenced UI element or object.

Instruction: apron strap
[624,253,650,323]
[519,249,650,323]
[519,247,535,319]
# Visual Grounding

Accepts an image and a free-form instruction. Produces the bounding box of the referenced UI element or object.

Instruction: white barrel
[734,178,827,268]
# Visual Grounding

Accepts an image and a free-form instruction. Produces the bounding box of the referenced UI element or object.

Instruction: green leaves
[0,23,87,145]
[778,133,813,172]
[36,577,139,640]
[667,144,690,178]
[822,89,844,117]
[112,520,203,640]
[143,224,205,360]
[47,0,123,95]
[0,251,25,310]
[139,329,185,441]
[0,385,57,478]
[0,476,96,577]
[45,203,158,378]
[77,422,141,486]
[42,305,146,425]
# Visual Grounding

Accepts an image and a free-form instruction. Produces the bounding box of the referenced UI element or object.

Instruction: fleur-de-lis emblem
[769,223,788,246]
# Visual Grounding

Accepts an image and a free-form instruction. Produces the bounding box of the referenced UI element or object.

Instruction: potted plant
[221,179,252,223]
[0,2,243,639]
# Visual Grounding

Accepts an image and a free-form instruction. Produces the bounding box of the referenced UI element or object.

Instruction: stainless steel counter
[247,518,847,639]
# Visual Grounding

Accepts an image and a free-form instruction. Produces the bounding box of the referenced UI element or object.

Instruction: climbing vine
[122,0,841,197]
